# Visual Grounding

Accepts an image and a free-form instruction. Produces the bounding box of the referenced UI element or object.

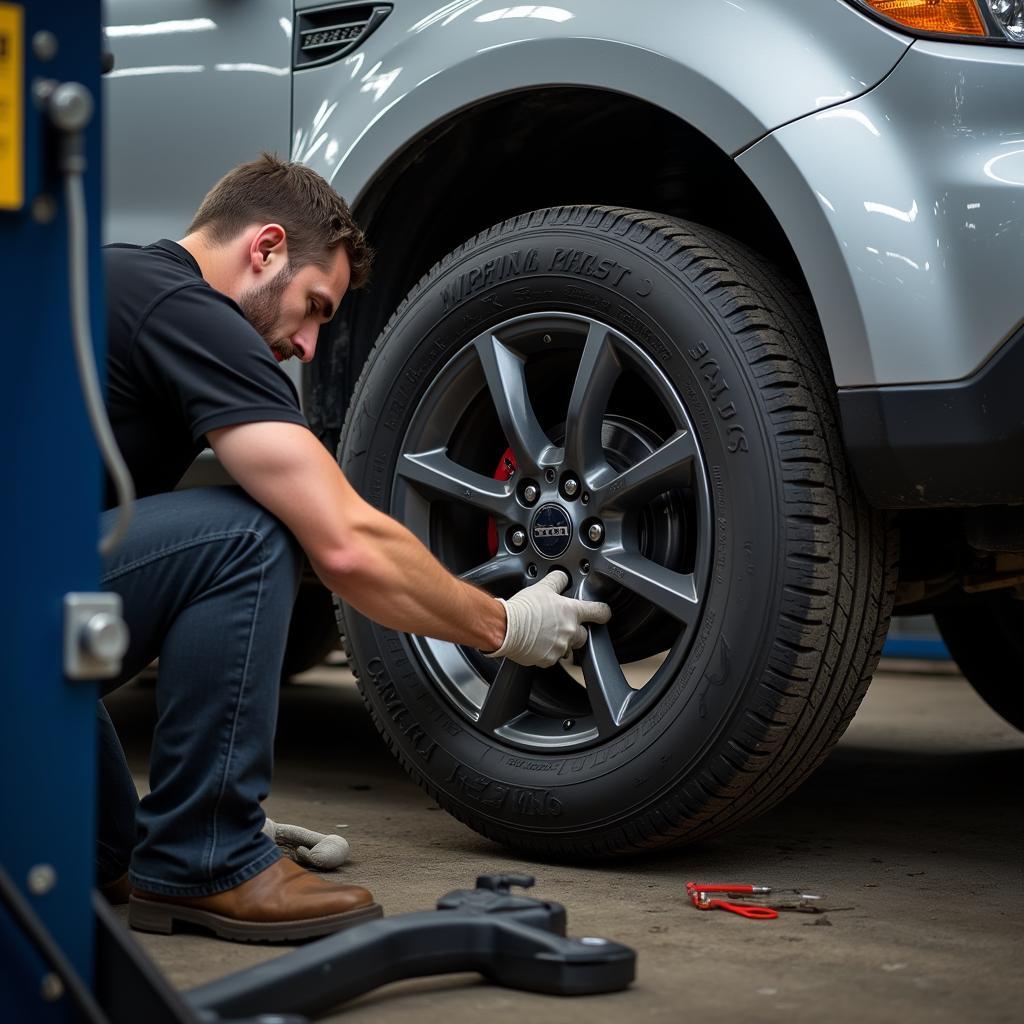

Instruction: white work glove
[488,570,611,668]
[262,817,350,870]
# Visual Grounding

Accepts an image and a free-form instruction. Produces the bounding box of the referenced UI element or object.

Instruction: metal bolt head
[40,973,64,1002]
[527,563,538,578]
[31,194,57,224]
[510,529,526,550]
[82,612,129,663]
[581,492,591,505]
[579,559,591,574]
[28,864,56,895]
[588,523,604,544]
[563,477,579,497]
[49,81,94,133]
[32,77,58,110]
[523,484,539,504]
[33,31,59,62]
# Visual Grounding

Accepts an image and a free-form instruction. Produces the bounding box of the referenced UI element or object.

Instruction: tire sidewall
[341,216,782,835]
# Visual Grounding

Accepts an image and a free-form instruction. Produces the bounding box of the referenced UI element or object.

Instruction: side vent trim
[294,3,392,70]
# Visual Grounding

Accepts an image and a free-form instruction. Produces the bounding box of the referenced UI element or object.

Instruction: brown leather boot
[128,857,382,942]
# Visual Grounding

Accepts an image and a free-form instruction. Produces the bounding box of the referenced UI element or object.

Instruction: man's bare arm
[208,421,507,651]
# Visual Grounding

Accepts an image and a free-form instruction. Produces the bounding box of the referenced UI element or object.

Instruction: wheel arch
[298,2,912,438]
[305,87,830,445]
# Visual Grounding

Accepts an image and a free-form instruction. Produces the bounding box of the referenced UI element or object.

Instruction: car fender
[293,0,909,205]
[738,40,1024,386]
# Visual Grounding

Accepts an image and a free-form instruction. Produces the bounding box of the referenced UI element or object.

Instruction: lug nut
[523,483,539,505]
[510,529,526,550]
[588,523,604,544]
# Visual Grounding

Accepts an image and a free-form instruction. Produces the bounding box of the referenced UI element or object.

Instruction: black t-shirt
[103,239,307,508]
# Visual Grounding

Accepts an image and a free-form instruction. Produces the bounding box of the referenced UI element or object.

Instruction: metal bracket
[63,592,129,679]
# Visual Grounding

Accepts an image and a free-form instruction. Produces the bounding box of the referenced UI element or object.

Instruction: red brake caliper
[487,448,517,556]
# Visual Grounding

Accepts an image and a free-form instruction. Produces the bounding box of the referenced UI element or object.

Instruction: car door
[103,0,294,244]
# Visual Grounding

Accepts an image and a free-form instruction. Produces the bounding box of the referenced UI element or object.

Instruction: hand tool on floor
[87,874,636,1022]
[685,881,825,919]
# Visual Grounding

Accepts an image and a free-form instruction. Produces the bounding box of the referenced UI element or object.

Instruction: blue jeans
[97,486,301,896]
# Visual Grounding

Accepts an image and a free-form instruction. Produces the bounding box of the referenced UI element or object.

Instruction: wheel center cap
[531,503,572,558]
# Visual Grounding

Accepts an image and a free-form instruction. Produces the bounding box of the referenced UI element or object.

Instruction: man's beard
[238,267,294,361]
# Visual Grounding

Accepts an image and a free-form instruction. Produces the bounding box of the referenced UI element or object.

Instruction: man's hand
[489,570,612,668]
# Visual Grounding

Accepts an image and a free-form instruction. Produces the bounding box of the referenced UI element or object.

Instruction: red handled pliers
[685,882,824,920]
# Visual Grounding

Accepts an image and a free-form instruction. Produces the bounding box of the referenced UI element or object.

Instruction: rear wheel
[935,596,1024,730]
[336,206,896,855]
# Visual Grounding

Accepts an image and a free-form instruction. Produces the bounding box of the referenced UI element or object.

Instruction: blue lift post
[0,2,106,1021]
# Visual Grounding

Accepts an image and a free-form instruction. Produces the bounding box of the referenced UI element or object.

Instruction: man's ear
[249,224,287,274]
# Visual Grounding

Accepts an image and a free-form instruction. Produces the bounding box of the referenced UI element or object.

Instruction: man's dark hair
[188,153,372,288]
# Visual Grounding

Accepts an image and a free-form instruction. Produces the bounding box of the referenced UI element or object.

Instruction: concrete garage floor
[104,660,1023,1024]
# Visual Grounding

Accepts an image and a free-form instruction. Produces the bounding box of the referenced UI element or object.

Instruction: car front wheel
[336,206,896,855]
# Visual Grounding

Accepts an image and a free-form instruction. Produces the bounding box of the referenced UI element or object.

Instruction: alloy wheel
[392,312,713,752]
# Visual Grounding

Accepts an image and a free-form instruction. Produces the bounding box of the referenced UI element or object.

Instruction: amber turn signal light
[858,0,987,35]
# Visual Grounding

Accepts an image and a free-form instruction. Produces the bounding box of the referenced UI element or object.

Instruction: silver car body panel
[291,0,909,189]
[103,0,293,245]
[102,1,1023,389]
[738,39,1024,387]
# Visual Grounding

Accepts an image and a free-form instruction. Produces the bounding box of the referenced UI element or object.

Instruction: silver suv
[104,0,1024,855]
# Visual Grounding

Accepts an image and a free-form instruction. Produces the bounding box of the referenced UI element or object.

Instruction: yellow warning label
[0,4,23,211]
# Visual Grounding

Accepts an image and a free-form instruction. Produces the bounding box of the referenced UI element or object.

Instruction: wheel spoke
[474,333,557,474]
[593,430,698,511]
[397,449,512,517]
[564,322,621,472]
[581,625,634,735]
[460,555,524,589]
[599,550,699,625]
[477,658,534,732]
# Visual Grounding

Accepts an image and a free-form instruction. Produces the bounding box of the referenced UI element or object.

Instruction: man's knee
[102,485,304,601]
[211,487,302,589]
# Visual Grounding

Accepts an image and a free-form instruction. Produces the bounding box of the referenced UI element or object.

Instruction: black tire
[336,206,897,855]
[935,597,1024,730]
[281,582,339,678]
